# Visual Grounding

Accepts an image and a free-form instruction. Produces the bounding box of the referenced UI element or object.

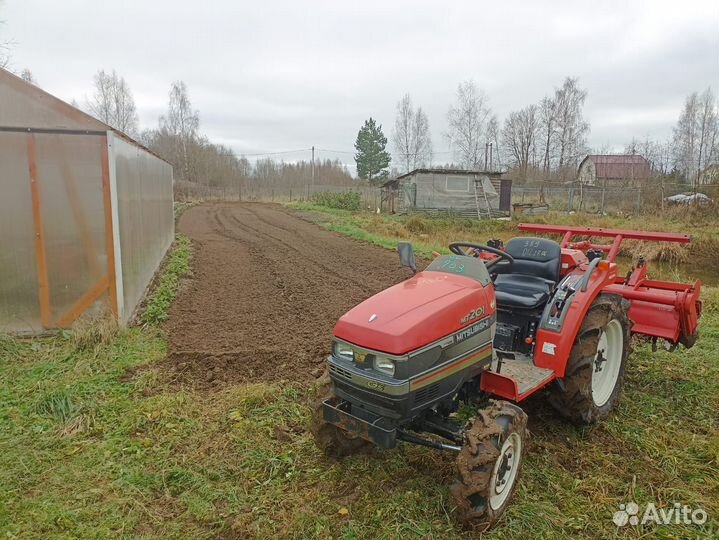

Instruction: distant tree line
[5,38,714,193]
[385,79,718,192]
[80,74,354,193]
[80,66,716,193]
[384,77,590,182]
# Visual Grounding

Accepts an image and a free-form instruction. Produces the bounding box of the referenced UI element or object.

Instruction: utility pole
[311,146,315,195]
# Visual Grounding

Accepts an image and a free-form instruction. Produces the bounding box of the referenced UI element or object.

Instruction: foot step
[492,355,555,396]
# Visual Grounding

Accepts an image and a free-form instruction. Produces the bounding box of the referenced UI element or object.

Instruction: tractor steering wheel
[448,242,515,271]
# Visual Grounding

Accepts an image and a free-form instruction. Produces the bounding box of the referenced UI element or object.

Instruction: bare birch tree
[624,137,670,175]
[538,96,556,174]
[160,81,200,182]
[553,77,589,176]
[673,92,700,183]
[0,6,10,69]
[412,105,433,169]
[0,42,8,68]
[392,93,433,173]
[446,80,492,169]
[20,68,36,84]
[502,104,539,181]
[87,69,139,136]
[672,88,718,187]
[695,88,718,185]
[486,115,502,170]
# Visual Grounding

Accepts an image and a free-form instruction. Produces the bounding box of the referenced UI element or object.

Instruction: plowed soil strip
[160,203,407,389]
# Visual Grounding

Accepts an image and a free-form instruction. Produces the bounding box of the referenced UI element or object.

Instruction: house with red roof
[577,155,651,186]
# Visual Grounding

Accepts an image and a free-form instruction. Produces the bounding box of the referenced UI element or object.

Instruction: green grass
[142,235,191,325]
[311,191,362,210]
[1,215,718,539]
[290,202,719,253]
[174,201,197,220]
[289,203,719,284]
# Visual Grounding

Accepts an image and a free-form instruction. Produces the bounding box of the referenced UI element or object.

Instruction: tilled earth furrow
[160,203,408,389]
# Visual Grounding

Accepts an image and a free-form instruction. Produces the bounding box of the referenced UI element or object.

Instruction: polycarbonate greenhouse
[0,68,174,334]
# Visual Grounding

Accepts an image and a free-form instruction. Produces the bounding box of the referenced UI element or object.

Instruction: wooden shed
[389,168,512,218]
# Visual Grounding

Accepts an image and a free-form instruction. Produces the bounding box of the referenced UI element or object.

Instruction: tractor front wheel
[310,382,373,458]
[451,400,528,530]
[550,293,631,423]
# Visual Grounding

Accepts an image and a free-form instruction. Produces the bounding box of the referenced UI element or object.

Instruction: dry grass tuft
[405,214,434,234]
[58,412,96,437]
[702,287,719,314]
[623,240,690,265]
[71,309,119,351]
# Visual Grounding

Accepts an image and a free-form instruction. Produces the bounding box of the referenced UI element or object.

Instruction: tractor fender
[533,263,620,378]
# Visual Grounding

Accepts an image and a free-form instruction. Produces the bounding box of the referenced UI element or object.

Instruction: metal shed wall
[402,172,499,212]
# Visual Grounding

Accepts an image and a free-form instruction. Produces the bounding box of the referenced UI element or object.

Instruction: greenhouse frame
[0,68,174,334]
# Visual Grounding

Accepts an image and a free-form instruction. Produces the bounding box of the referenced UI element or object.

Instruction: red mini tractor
[311,224,702,528]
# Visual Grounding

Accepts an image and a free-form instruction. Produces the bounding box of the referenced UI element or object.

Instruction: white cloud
[2,0,717,165]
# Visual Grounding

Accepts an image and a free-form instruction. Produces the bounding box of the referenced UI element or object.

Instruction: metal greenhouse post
[106,132,125,324]
[26,133,52,328]
[101,135,119,319]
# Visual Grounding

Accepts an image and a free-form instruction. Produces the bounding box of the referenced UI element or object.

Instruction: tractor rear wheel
[550,293,631,423]
[451,400,528,530]
[310,381,373,458]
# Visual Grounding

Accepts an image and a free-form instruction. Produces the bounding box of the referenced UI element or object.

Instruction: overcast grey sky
[3,0,718,168]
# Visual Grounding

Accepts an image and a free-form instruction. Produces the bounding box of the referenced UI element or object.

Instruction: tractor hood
[333,271,495,355]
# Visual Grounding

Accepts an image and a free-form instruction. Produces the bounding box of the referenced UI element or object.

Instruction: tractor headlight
[333,341,354,361]
[373,356,395,377]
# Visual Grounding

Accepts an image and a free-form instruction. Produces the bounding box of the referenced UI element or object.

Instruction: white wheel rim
[489,432,522,510]
[591,319,623,407]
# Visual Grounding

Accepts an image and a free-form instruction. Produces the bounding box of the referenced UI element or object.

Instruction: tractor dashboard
[425,255,491,285]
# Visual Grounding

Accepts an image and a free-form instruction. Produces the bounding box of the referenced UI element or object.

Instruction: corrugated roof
[397,168,504,180]
[581,154,650,180]
[588,154,648,165]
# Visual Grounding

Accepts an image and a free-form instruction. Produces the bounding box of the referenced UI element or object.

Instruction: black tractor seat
[493,274,556,309]
[493,237,562,310]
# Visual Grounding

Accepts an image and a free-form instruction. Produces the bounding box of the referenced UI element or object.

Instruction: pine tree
[354,118,391,184]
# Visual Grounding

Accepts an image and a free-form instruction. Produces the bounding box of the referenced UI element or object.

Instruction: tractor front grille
[414,382,440,405]
[332,379,400,415]
[329,364,353,381]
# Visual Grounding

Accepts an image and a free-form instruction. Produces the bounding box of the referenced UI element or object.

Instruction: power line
[315,148,354,154]
[317,147,456,155]
[217,146,458,158]
[215,145,460,170]
[235,148,311,157]
[216,148,311,158]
